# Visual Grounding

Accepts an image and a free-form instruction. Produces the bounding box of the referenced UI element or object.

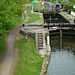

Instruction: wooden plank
[23,23,75,26]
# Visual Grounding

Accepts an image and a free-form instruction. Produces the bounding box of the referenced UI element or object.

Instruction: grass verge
[14,37,43,75]
[0,39,6,55]
[26,9,41,23]
[11,12,26,29]
[16,12,26,25]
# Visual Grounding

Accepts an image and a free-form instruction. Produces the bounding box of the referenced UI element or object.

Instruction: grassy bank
[26,9,41,23]
[16,12,26,25]
[14,38,43,75]
[0,39,6,54]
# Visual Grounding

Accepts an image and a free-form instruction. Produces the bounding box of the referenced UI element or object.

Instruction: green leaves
[0,0,27,40]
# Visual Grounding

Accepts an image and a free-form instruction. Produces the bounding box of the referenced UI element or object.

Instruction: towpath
[0,10,29,75]
[59,11,75,23]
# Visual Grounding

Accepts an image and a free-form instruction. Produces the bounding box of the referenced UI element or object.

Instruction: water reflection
[47,47,75,75]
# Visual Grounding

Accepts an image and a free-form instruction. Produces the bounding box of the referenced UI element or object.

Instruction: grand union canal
[47,37,75,75]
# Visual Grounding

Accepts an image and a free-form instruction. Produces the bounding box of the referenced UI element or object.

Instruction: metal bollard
[25,35,28,41]
[74,19,75,23]
[23,24,24,27]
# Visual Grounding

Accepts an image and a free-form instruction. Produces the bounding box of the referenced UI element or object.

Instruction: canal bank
[20,25,51,75]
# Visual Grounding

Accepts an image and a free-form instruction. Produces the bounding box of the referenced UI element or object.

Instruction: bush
[0,39,6,54]
[70,9,75,12]
[68,9,75,14]
[68,9,71,14]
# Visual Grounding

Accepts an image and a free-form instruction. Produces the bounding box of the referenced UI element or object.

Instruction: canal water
[47,38,75,75]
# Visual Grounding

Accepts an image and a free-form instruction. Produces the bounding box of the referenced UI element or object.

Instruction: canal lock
[43,13,75,75]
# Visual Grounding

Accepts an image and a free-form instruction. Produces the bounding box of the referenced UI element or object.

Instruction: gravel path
[0,10,29,75]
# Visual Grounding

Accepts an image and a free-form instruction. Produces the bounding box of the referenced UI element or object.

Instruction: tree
[0,0,27,40]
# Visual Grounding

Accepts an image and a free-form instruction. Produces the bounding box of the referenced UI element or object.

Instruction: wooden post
[48,19,49,29]
[31,5,33,12]
[47,36,51,52]
[43,33,46,48]
[60,28,62,50]
[35,33,38,53]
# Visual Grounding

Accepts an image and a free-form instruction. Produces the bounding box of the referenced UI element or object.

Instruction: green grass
[0,39,6,54]
[26,14,41,23]
[16,12,26,25]
[14,38,43,75]
[26,9,41,23]
[11,12,26,29]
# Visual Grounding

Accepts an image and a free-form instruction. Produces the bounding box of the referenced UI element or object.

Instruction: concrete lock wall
[45,33,49,44]
[20,30,35,39]
[20,31,38,52]
[71,11,75,16]
[20,30,50,53]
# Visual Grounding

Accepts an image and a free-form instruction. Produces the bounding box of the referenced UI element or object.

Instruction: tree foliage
[0,0,27,40]
[46,0,75,4]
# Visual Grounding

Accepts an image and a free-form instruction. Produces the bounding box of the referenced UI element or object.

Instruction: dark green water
[47,39,75,75]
